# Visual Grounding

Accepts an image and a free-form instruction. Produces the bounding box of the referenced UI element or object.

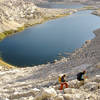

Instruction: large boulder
[63,94,83,100]
[91,75,100,83]
[80,82,99,92]
[63,94,73,100]
[64,88,81,94]
[32,88,40,96]
[54,94,64,100]
[68,79,80,88]
[34,87,57,100]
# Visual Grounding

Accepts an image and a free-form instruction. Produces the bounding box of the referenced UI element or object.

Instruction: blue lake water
[0,10,100,66]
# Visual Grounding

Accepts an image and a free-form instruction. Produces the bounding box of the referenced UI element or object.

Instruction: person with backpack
[59,74,68,90]
[77,70,88,85]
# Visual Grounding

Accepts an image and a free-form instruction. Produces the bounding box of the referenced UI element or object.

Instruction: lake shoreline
[0,10,100,70]
[0,4,98,68]
[0,1,97,41]
[0,1,100,99]
[0,25,99,87]
[0,8,78,41]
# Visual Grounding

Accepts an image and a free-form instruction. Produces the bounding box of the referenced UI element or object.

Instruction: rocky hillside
[0,0,37,29]
[0,0,36,39]
[33,0,100,4]
[0,71,99,100]
[0,0,77,40]
[0,0,97,40]
[0,0,100,99]
[31,76,100,100]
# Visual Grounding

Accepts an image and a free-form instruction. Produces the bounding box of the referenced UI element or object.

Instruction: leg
[64,82,68,88]
[59,83,64,90]
[80,80,84,86]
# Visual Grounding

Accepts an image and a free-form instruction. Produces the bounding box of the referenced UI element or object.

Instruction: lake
[0,10,100,66]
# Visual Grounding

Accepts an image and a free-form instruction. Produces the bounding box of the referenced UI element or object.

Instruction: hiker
[59,74,68,90]
[77,70,88,85]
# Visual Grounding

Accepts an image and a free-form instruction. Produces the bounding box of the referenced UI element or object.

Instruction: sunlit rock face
[0,70,99,100]
[0,0,77,35]
[29,76,100,100]
[0,0,38,33]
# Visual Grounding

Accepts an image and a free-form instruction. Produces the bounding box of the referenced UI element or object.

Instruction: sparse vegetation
[0,33,6,40]
[0,58,15,69]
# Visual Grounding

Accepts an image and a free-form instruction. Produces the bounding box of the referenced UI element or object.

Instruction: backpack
[58,76,61,83]
[77,72,84,81]
[58,74,63,83]
[77,72,82,80]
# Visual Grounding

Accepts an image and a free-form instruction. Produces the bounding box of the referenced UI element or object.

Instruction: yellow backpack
[58,76,61,83]
[58,74,64,83]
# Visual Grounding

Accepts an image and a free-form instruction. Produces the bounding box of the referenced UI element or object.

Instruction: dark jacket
[77,72,84,81]
[61,76,66,82]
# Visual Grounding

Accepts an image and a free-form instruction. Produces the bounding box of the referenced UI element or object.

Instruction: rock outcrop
[92,9,100,16]
[0,75,99,100]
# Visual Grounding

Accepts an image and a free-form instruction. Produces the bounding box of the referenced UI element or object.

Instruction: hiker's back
[58,76,61,83]
[77,72,83,81]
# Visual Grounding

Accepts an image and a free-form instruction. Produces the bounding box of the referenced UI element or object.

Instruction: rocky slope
[32,76,100,100]
[0,72,99,100]
[0,0,77,40]
[0,0,100,99]
[0,33,100,99]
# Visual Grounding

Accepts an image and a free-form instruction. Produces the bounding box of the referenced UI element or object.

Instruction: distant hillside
[32,0,100,4]
[0,0,77,40]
